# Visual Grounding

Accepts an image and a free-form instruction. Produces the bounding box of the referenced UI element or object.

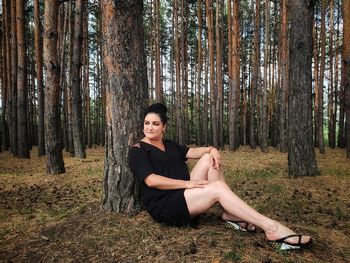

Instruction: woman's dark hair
[145,103,168,124]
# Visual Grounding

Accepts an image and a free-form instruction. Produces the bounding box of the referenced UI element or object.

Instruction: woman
[129,103,312,251]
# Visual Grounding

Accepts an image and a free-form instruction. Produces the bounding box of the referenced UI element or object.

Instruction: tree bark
[279,0,288,152]
[250,0,259,149]
[288,0,319,176]
[328,0,336,148]
[216,0,223,148]
[196,0,203,145]
[34,0,45,156]
[260,0,269,152]
[101,0,147,213]
[16,0,30,158]
[206,0,218,147]
[43,0,66,174]
[343,0,350,157]
[318,0,326,154]
[229,0,240,151]
[71,0,86,158]
[1,0,10,151]
[10,0,18,156]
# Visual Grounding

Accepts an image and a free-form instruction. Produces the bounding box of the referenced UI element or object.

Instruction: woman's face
[143,113,166,141]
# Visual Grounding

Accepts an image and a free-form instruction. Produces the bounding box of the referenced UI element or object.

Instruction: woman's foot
[265,220,311,245]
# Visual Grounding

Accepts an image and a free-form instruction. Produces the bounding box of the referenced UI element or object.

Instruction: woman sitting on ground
[128,103,312,251]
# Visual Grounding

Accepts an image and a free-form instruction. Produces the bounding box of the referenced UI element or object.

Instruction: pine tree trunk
[288,0,319,176]
[101,0,147,213]
[1,0,10,151]
[313,9,320,147]
[71,0,86,158]
[34,0,45,156]
[203,25,209,146]
[174,0,183,144]
[216,0,223,148]
[260,0,269,152]
[206,0,218,147]
[229,0,239,151]
[343,1,350,157]
[16,0,29,158]
[43,0,66,174]
[250,0,259,149]
[279,0,288,152]
[196,0,203,145]
[318,0,326,154]
[328,0,336,148]
[154,0,163,103]
[10,0,18,156]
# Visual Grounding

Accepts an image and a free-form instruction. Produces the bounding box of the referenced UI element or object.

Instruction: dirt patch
[0,146,349,262]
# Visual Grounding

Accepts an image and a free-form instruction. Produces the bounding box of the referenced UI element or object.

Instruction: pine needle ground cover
[0,147,349,262]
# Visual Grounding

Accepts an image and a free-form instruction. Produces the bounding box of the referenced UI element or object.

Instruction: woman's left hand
[209,148,221,169]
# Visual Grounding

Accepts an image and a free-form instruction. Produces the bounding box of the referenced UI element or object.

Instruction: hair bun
[147,103,168,114]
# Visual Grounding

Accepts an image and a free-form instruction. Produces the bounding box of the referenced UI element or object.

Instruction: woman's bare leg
[190,154,253,226]
[184,181,310,244]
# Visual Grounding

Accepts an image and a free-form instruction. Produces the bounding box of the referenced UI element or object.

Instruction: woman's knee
[206,181,228,198]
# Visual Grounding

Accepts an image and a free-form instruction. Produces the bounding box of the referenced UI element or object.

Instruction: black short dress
[128,140,197,227]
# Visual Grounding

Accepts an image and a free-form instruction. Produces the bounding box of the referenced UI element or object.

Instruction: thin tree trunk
[318,0,326,154]
[313,8,320,147]
[216,0,223,148]
[10,0,18,156]
[288,0,319,176]
[34,0,45,156]
[16,0,29,158]
[260,0,269,152]
[328,0,336,148]
[174,0,183,144]
[206,0,218,147]
[229,0,240,150]
[154,0,163,103]
[1,0,10,151]
[43,0,66,174]
[71,0,86,158]
[343,0,350,157]
[101,0,147,213]
[279,0,288,152]
[196,0,203,145]
[250,0,259,149]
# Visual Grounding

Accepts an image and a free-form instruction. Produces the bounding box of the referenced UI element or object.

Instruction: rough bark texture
[10,0,18,156]
[34,0,45,156]
[71,0,86,158]
[43,0,66,174]
[279,0,288,152]
[216,0,223,148]
[288,0,319,176]
[1,0,10,151]
[101,0,147,214]
[16,0,30,158]
[318,0,326,154]
[174,0,183,144]
[328,0,336,148]
[260,0,269,153]
[228,0,239,151]
[206,0,218,147]
[250,0,259,149]
[344,0,350,157]
[196,0,203,145]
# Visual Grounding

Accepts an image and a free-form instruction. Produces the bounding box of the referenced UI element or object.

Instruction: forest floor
[0,146,349,263]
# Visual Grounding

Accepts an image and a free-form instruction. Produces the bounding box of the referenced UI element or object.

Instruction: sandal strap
[274,234,302,245]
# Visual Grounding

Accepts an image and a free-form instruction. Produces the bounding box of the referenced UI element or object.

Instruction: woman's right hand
[186,180,209,189]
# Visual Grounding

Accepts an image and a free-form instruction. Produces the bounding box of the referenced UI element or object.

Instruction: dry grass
[0,146,349,262]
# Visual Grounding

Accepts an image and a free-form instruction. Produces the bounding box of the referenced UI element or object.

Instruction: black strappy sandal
[225,220,257,233]
[269,234,312,251]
